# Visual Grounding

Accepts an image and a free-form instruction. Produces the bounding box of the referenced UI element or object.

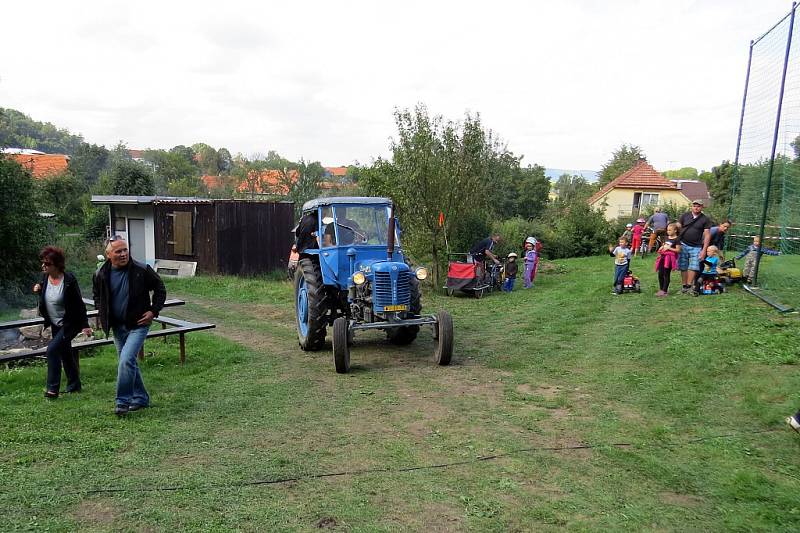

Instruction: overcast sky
[1,0,794,172]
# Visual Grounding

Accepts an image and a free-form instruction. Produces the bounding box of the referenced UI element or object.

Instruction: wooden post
[179,333,186,365]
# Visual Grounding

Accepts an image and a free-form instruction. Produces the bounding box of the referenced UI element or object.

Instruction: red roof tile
[8,153,70,179]
[236,169,299,195]
[325,166,348,177]
[588,161,677,205]
[201,175,225,189]
[128,149,146,160]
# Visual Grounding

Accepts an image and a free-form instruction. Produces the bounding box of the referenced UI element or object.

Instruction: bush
[83,206,108,242]
[0,157,47,301]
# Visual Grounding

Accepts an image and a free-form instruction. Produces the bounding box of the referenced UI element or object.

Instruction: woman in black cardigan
[34,246,92,398]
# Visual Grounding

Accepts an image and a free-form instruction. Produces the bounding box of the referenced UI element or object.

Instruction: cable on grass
[79,428,786,495]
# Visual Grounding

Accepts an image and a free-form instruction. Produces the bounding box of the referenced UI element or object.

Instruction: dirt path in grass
[168,293,596,458]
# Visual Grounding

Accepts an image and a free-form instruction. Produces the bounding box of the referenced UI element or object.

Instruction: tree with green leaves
[68,143,109,186]
[701,160,734,208]
[0,156,47,299]
[552,174,597,205]
[597,144,646,186]
[360,105,497,285]
[100,159,155,196]
[35,171,87,226]
[663,167,699,180]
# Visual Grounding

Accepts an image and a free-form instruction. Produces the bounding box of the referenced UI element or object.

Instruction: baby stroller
[620,269,641,293]
[445,253,496,298]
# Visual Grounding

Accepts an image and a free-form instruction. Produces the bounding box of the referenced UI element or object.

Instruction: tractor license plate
[384,304,408,312]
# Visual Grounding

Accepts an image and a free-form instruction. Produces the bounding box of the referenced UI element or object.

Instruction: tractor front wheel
[433,310,453,366]
[295,258,328,351]
[332,317,350,373]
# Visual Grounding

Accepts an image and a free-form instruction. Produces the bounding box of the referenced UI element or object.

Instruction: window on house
[113,217,126,232]
[173,211,193,255]
[641,193,660,206]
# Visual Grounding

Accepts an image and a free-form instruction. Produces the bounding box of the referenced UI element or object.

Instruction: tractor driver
[323,206,365,246]
[294,211,319,253]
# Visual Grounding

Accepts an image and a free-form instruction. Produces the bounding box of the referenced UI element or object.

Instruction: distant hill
[545,168,598,182]
[0,108,85,155]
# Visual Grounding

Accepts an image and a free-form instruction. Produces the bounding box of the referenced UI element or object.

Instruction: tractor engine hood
[354,258,410,277]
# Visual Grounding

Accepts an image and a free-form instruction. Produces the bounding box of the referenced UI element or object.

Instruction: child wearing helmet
[502,252,518,292]
[523,239,539,289]
[622,223,633,243]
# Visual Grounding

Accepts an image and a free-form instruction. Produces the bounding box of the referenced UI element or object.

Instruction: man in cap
[677,200,713,295]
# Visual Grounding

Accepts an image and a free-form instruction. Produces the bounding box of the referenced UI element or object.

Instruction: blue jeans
[613,263,628,291]
[112,324,150,408]
[503,277,515,292]
[46,325,81,394]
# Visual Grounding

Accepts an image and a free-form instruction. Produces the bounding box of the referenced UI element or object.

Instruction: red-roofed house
[324,166,348,178]
[7,153,70,179]
[236,169,299,195]
[588,160,691,220]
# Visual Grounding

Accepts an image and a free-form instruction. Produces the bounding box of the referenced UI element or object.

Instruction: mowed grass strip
[1,255,799,531]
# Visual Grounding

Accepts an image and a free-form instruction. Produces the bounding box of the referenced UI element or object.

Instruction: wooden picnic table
[0,298,214,364]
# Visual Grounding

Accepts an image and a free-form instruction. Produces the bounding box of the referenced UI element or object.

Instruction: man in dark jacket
[93,237,166,416]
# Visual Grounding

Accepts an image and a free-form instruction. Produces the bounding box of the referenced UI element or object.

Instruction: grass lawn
[2,255,799,531]
[754,254,800,311]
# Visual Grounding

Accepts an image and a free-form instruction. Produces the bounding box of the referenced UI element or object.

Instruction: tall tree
[663,167,699,180]
[69,143,109,186]
[598,144,646,186]
[552,174,596,205]
[701,160,735,207]
[107,160,155,196]
[360,105,495,284]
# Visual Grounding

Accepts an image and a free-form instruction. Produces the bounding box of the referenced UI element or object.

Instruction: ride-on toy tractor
[293,196,454,373]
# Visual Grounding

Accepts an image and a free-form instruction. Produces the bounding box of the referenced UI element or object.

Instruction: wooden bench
[0,299,215,365]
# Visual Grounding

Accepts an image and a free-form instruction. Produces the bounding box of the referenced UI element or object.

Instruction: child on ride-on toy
[695,245,724,295]
[608,237,632,295]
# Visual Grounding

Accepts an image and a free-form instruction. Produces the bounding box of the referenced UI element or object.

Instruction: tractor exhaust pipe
[387,203,396,261]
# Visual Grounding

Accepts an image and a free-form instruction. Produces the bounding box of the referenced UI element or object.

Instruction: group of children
[501,237,541,292]
[610,229,780,296]
[621,218,648,257]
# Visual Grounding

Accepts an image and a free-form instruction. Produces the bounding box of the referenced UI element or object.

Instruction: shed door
[128,218,146,262]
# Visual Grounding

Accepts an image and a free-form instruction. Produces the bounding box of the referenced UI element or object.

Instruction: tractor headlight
[353,271,366,285]
[415,267,428,281]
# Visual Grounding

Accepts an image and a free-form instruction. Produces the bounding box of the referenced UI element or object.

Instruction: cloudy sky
[1,0,794,172]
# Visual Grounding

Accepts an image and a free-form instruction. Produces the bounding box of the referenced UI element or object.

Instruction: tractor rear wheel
[295,258,329,351]
[387,276,421,345]
[332,317,350,373]
[433,310,453,366]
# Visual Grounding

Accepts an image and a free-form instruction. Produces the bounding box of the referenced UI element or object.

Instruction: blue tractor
[293,196,453,373]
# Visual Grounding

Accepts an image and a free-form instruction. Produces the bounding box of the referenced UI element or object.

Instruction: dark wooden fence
[215,201,294,275]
